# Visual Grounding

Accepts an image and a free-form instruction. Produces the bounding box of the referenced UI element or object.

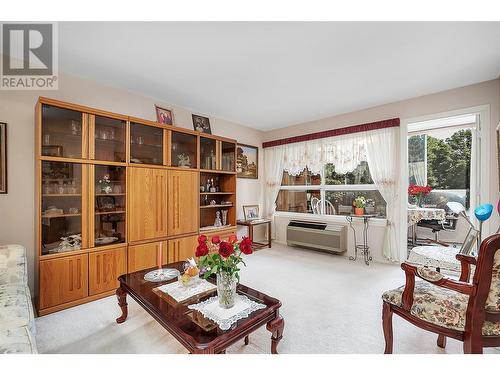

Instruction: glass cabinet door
[200,137,217,170]
[221,142,236,172]
[41,161,85,255]
[171,131,197,169]
[41,105,84,159]
[130,122,164,165]
[93,116,126,162]
[93,165,126,247]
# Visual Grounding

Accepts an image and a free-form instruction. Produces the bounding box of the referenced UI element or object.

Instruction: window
[275,162,387,217]
[407,122,474,209]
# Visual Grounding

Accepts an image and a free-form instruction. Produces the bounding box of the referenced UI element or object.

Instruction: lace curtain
[264,146,285,217]
[281,132,368,176]
[365,126,400,261]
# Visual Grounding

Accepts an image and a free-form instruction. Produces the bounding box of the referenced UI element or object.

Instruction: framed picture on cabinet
[155,105,174,125]
[236,143,258,179]
[0,122,6,194]
[192,114,212,134]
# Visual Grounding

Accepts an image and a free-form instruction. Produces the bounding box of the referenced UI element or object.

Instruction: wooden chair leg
[382,302,394,354]
[463,338,483,354]
[437,334,447,348]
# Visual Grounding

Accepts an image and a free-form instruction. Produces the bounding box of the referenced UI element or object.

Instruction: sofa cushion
[0,326,37,354]
[0,245,27,286]
[0,284,35,332]
[382,280,500,336]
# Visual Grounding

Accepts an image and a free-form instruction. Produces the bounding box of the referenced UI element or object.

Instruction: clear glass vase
[217,271,237,309]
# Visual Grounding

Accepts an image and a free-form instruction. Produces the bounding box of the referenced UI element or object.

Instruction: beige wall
[266,79,500,255]
[0,72,266,293]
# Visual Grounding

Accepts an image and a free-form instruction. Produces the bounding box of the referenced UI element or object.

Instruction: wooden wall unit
[35,97,238,315]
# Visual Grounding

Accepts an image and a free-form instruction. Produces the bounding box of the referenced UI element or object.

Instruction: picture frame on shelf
[155,105,174,125]
[192,114,212,134]
[237,143,258,179]
[0,122,6,194]
[243,205,260,221]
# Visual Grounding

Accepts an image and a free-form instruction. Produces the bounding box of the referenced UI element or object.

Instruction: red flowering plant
[196,234,253,282]
[408,184,433,206]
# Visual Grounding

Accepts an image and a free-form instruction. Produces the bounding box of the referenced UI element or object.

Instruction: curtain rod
[262,118,400,149]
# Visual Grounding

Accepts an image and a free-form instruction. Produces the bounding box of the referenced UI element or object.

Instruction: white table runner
[157,279,216,302]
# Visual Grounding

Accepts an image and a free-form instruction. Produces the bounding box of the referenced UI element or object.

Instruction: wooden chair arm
[456,254,477,282]
[400,262,475,310]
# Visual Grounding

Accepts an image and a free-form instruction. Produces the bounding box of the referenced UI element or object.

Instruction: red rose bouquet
[196,234,253,282]
[408,184,433,206]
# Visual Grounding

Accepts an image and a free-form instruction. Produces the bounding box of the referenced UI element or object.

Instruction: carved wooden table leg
[266,315,284,354]
[116,287,128,324]
[244,335,249,345]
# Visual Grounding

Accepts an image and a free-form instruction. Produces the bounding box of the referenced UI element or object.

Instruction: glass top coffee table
[115,262,284,354]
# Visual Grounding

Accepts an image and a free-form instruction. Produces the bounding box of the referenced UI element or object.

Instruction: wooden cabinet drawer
[128,241,167,273]
[167,235,199,263]
[89,247,127,296]
[39,254,89,310]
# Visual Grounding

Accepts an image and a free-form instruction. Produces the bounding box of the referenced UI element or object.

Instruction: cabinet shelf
[42,194,81,197]
[94,210,126,215]
[42,213,81,218]
[200,204,233,209]
[199,192,235,195]
[95,193,125,196]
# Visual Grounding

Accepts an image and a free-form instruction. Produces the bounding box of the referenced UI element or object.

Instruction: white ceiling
[59,22,500,130]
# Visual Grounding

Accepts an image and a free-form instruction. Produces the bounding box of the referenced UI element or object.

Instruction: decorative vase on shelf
[217,271,237,309]
[354,207,364,216]
[221,210,228,226]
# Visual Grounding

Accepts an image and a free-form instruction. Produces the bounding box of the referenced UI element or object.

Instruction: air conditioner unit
[286,220,347,254]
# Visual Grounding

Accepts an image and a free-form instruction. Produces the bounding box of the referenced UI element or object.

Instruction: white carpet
[35,243,499,354]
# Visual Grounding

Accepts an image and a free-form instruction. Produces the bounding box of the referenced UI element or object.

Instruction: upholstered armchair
[382,234,500,354]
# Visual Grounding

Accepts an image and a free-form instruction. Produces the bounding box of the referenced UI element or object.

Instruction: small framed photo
[155,105,174,125]
[237,144,258,179]
[243,205,260,221]
[192,114,211,134]
[0,122,6,194]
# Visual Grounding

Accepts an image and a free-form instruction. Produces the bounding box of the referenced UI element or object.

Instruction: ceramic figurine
[214,211,222,227]
[177,153,191,168]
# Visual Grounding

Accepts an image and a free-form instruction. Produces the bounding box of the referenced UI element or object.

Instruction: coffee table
[115,262,284,354]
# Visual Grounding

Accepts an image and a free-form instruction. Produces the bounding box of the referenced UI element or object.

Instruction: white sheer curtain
[281,132,367,176]
[409,161,426,186]
[264,146,285,217]
[365,127,400,261]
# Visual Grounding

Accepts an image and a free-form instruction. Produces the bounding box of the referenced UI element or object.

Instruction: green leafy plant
[354,196,366,208]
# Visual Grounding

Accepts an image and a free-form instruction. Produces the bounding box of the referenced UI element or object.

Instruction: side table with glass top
[346,214,378,266]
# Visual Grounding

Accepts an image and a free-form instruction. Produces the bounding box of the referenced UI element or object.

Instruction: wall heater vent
[286,220,347,254]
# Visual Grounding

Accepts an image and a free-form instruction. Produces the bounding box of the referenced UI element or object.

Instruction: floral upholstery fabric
[0,245,37,353]
[0,245,27,286]
[485,250,500,312]
[416,267,444,282]
[382,280,500,336]
[0,284,35,332]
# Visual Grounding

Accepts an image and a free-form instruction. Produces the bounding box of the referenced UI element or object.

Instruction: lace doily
[188,294,266,330]
[157,279,216,302]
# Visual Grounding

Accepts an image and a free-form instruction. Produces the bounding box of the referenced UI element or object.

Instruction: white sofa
[0,245,37,354]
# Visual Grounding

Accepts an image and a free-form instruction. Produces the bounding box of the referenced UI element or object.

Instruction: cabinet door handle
[69,260,74,291]
[77,259,82,289]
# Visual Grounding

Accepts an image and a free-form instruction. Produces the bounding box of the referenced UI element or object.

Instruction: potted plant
[354,196,366,216]
[196,234,253,309]
[408,184,433,207]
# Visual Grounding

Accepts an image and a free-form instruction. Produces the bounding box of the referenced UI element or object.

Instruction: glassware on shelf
[41,105,83,159]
